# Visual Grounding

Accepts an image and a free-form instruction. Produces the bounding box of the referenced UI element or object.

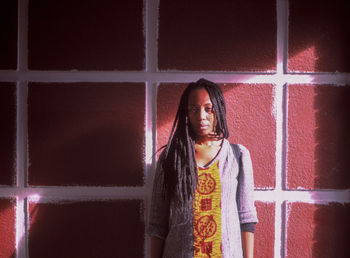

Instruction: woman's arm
[241,231,254,258]
[234,144,258,257]
[150,236,164,258]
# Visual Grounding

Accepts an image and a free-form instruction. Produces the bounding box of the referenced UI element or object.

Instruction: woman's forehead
[187,88,212,105]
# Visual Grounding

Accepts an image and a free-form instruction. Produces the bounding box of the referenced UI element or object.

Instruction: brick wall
[0,0,349,257]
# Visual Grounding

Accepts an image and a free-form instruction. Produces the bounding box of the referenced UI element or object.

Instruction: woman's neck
[195,134,222,146]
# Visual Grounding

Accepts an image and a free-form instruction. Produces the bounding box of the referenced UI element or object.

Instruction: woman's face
[187,88,216,138]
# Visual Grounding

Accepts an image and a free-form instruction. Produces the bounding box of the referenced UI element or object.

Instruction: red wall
[0,0,349,257]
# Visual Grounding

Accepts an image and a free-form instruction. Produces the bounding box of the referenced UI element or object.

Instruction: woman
[148,78,258,258]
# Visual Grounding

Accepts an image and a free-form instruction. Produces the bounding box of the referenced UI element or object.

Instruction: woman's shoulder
[226,141,251,155]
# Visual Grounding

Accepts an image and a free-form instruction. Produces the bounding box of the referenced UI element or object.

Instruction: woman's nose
[199,107,206,119]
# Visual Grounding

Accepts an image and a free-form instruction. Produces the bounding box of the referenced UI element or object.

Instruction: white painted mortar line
[1,71,350,84]
[255,189,350,202]
[276,0,288,75]
[281,0,289,74]
[26,195,148,203]
[16,0,29,256]
[3,187,350,201]
[275,0,289,257]
[145,82,157,199]
[1,186,148,197]
[145,0,159,73]
[16,82,28,258]
[144,1,160,255]
[273,81,284,258]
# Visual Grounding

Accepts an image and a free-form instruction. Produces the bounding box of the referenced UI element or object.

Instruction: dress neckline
[196,139,226,169]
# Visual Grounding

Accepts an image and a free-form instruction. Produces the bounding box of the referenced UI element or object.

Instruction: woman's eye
[205,107,213,113]
[188,106,213,114]
[188,107,199,113]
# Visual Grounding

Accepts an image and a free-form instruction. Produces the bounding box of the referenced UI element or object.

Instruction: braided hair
[162,78,229,204]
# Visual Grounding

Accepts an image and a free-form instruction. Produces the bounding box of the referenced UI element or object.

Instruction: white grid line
[15,0,29,257]
[1,71,350,85]
[275,0,289,257]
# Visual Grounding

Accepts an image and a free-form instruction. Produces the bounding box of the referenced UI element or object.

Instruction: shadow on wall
[288,0,350,73]
[311,203,350,257]
[28,83,145,187]
[314,86,350,189]
[287,1,350,256]
[15,200,145,258]
[311,83,350,257]
[29,124,144,186]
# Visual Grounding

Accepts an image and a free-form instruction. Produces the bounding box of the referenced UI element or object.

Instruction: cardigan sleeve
[236,144,258,225]
[147,153,170,239]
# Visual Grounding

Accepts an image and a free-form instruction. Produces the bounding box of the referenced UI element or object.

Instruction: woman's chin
[195,129,212,137]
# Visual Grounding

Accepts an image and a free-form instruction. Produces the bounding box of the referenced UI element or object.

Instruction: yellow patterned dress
[193,160,222,257]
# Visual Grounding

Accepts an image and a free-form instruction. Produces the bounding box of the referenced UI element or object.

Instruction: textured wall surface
[0,0,349,257]
[0,199,15,257]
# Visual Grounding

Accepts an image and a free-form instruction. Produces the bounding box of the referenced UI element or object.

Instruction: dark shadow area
[314,85,350,188]
[288,0,350,72]
[0,0,17,70]
[310,0,350,253]
[158,0,277,71]
[27,83,145,186]
[312,83,350,257]
[27,200,145,258]
[0,83,16,186]
[312,203,350,257]
[28,0,144,70]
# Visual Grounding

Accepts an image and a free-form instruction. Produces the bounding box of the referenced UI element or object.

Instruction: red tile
[224,84,276,188]
[28,0,144,70]
[0,83,16,186]
[288,0,350,72]
[255,202,275,258]
[0,198,16,258]
[29,200,145,258]
[157,83,276,189]
[28,83,145,186]
[287,85,350,189]
[0,0,17,69]
[286,202,350,258]
[158,0,276,71]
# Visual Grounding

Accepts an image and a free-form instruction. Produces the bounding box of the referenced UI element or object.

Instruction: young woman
[148,79,258,258]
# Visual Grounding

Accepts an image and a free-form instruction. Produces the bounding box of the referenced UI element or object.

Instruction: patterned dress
[147,140,258,258]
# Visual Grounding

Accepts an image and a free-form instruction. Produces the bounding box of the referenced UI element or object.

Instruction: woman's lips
[199,124,209,130]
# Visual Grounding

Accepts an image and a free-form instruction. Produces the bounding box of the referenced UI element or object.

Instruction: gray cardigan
[147,139,258,257]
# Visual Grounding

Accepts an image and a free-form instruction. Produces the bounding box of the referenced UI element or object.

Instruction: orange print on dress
[196,215,217,238]
[197,173,216,195]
